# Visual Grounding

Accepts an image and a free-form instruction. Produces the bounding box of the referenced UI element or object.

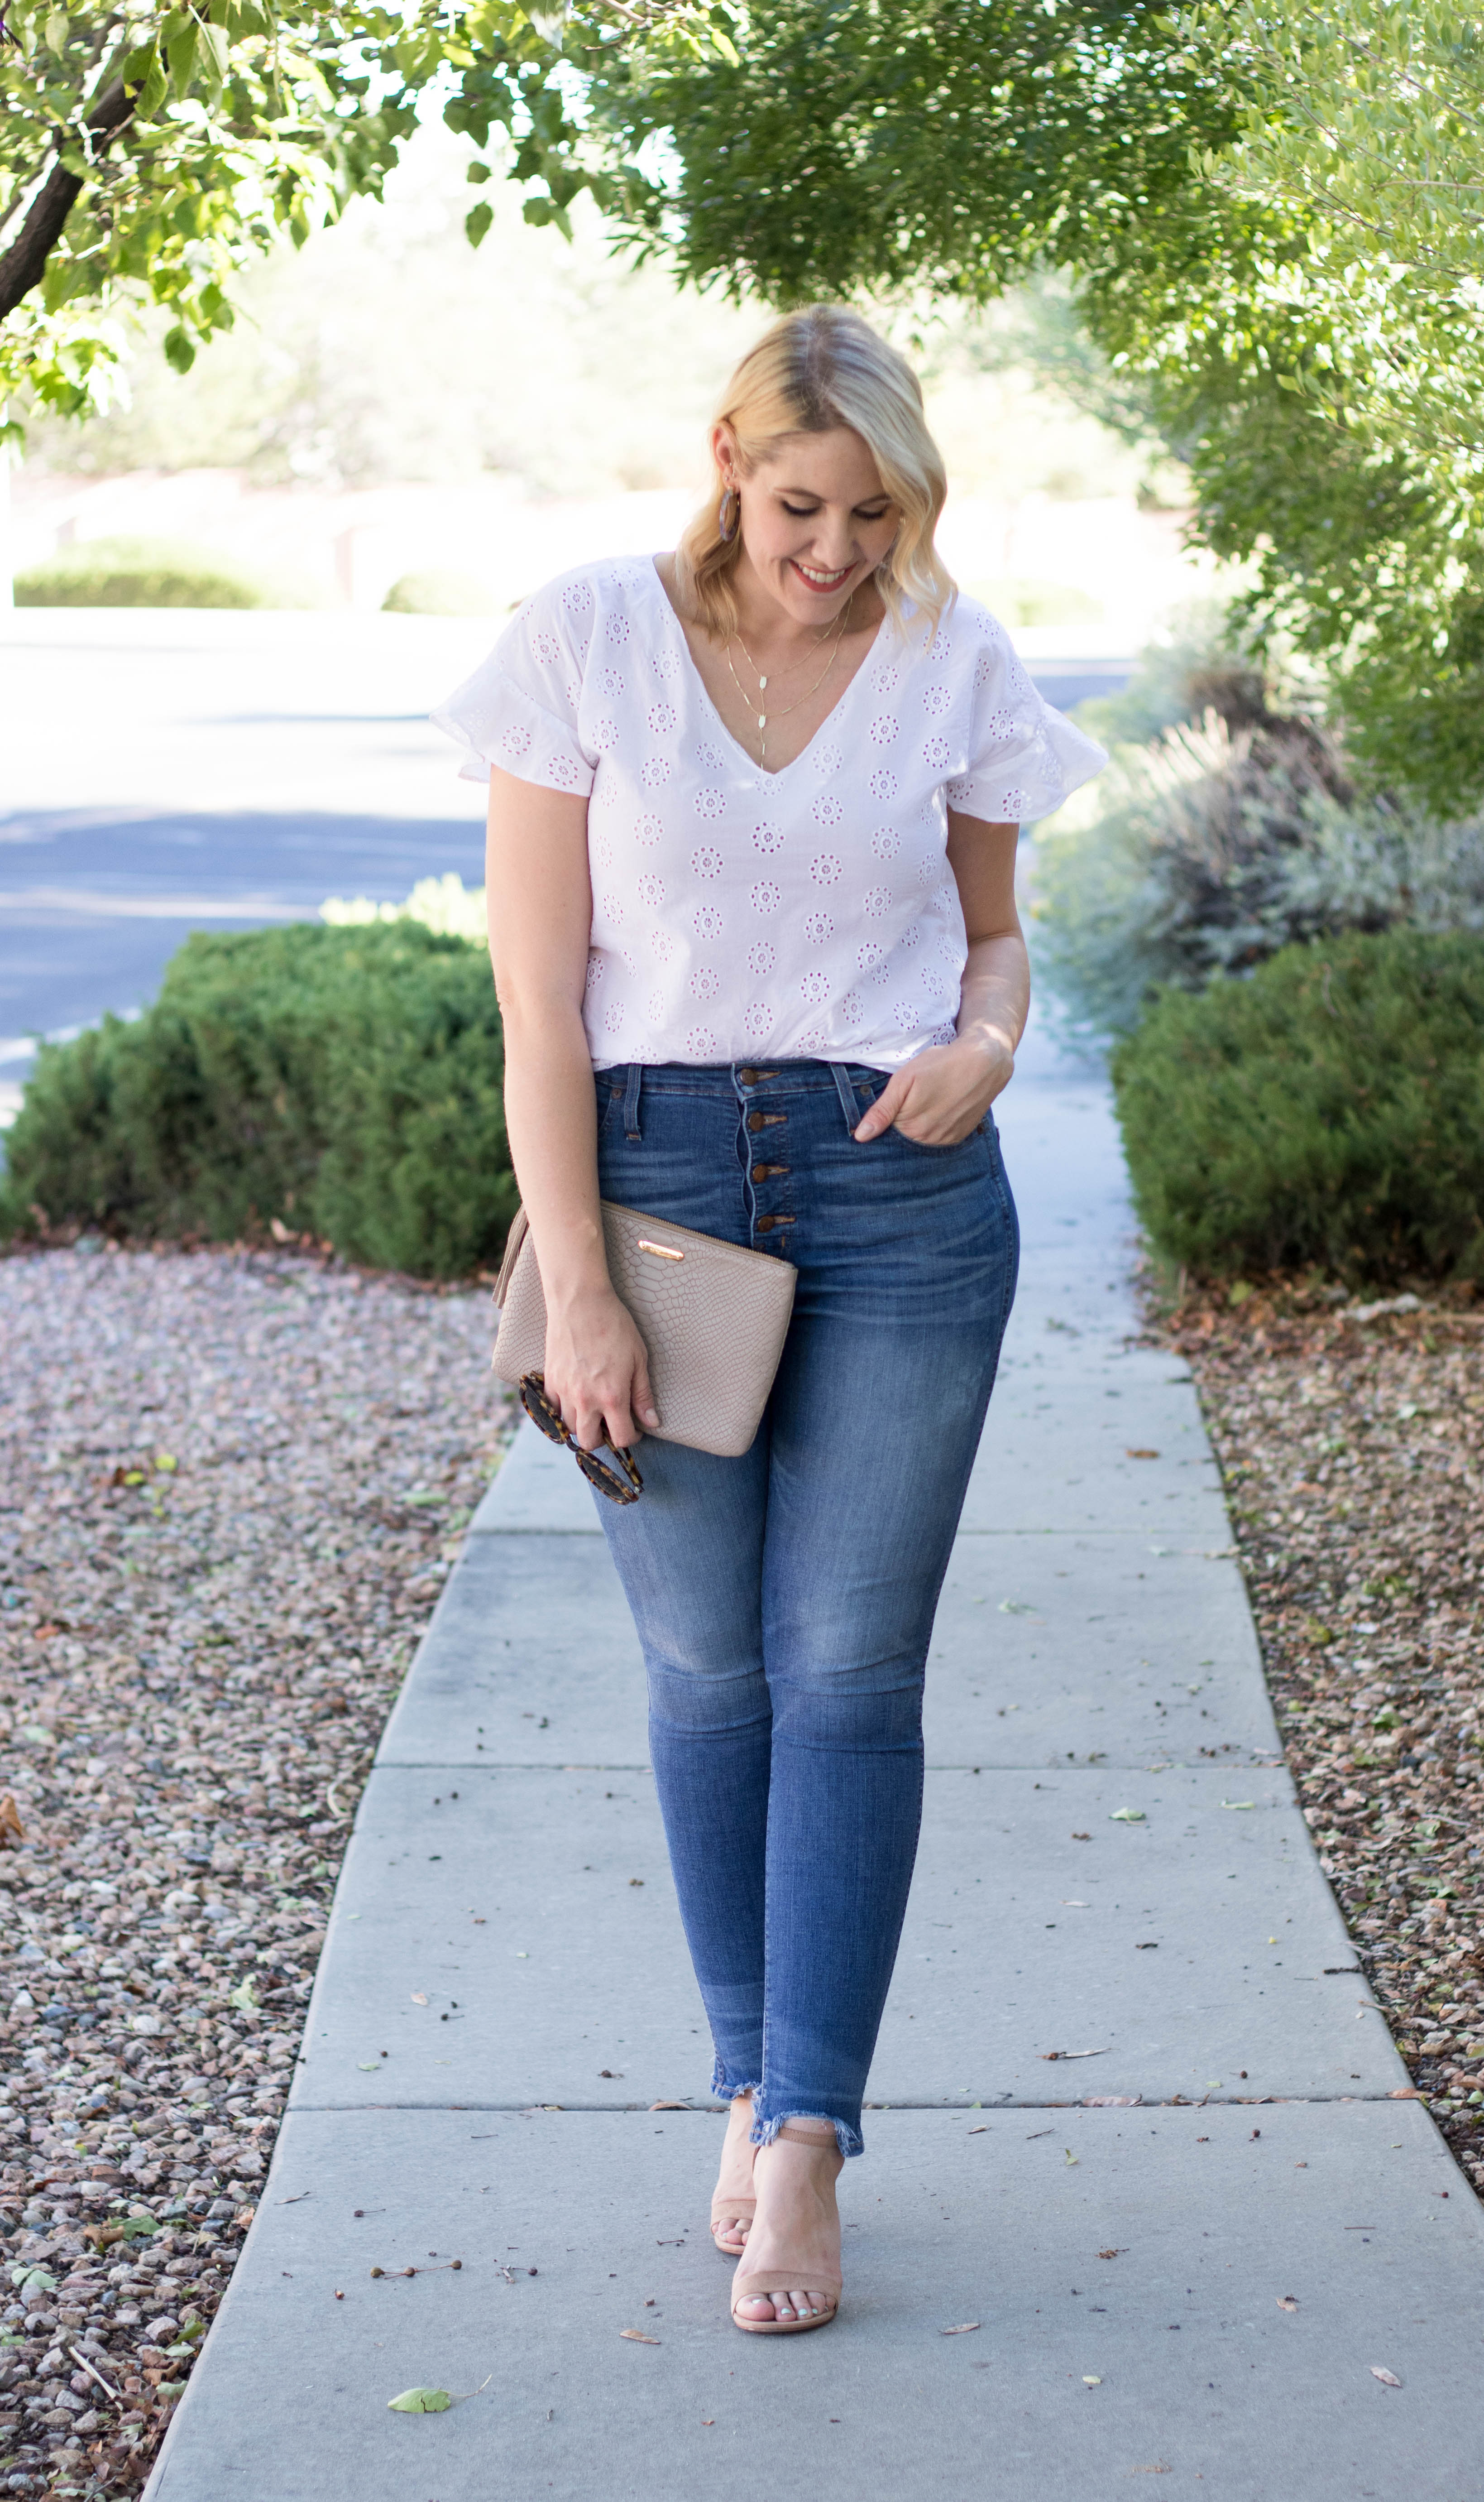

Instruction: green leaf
[166,18,199,95]
[7,2264,57,2295]
[163,327,196,375]
[228,1978,259,2012]
[199,21,230,85]
[388,2386,453,2413]
[1109,1806,1146,1823]
[465,202,494,247]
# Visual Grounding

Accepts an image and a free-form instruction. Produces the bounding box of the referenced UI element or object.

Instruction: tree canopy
[7,0,1484,804]
[0,0,728,428]
[590,0,1484,807]
[1184,3,1484,803]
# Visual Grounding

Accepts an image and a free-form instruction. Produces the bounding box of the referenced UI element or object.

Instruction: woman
[435,306,1104,2334]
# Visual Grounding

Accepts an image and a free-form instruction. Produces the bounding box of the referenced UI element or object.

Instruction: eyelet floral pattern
[432,556,1105,1068]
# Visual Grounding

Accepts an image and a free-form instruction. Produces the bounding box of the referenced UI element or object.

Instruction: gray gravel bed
[0,1243,514,2496]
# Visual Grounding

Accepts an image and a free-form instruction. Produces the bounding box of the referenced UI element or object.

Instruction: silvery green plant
[1031,710,1484,1042]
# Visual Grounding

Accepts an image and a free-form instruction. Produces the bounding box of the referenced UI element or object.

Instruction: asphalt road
[0,611,1128,1097]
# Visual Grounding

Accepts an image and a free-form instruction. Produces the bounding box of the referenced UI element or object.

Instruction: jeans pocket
[855,1071,996,1155]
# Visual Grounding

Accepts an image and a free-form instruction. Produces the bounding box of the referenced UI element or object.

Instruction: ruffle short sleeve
[430,579,597,797]
[945,621,1107,825]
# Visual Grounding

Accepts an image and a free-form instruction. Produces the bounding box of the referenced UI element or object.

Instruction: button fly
[747,1110,787,1132]
[752,1163,789,1182]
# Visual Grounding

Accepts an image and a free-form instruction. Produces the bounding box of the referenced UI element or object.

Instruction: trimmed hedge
[0,923,517,1279]
[382,569,493,615]
[1111,929,1484,1283]
[15,535,290,609]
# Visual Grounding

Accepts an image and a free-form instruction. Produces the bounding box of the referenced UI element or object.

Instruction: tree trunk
[0,79,137,326]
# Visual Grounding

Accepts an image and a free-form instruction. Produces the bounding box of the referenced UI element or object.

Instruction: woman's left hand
[852,1031,1013,1149]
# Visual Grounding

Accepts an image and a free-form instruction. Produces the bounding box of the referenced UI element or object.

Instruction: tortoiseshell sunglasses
[519,1372,644,1505]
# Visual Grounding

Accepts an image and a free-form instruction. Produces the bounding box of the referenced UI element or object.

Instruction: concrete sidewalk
[144,1046,1484,2501]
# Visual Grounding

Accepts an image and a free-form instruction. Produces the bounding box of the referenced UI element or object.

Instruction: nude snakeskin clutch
[490,1200,799,1460]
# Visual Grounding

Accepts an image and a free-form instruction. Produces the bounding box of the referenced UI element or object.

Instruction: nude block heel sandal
[711,2091,757,2255]
[709,2192,756,2257]
[729,2123,843,2335]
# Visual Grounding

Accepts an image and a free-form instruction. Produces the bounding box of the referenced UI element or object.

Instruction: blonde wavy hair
[676,306,953,642]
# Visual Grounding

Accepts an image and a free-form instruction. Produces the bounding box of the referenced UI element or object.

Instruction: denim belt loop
[829,1061,860,1135]
[622,1062,643,1142]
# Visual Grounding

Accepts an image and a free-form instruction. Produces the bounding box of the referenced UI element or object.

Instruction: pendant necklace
[723,603,852,766]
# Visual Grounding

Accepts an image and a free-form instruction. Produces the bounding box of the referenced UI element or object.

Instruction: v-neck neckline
[646,555,893,783]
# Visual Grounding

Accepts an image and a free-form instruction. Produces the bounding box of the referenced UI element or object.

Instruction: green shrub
[382,570,493,615]
[14,535,291,609]
[1111,930,1484,1284]
[0,922,517,1279]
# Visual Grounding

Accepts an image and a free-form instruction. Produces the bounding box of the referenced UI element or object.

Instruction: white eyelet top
[433,556,1105,1071]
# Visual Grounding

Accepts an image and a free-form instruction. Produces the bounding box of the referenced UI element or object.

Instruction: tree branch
[0,77,137,327]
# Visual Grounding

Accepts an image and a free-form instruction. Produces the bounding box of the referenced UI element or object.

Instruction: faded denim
[592,1059,1018,2156]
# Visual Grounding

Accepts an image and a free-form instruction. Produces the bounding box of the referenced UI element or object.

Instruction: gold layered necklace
[723,602,852,766]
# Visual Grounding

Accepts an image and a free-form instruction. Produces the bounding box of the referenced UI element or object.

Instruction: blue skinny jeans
[593,1059,1018,2157]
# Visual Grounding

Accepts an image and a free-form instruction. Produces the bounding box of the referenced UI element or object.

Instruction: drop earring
[718,485,740,542]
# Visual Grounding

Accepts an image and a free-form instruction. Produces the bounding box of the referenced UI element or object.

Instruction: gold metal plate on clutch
[637,1237,685,1260]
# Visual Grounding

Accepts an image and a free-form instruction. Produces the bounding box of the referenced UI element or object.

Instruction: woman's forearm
[498,995,611,1316]
[956,931,1029,1062]
[484,770,617,1321]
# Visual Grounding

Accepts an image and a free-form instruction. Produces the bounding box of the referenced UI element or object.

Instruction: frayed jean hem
[712,2060,763,2103]
[750,2108,864,2161]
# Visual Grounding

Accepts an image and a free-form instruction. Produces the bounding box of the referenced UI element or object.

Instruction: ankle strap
[776,2120,839,2148]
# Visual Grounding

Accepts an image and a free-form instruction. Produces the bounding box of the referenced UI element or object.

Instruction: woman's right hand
[542,1284,659,1455]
